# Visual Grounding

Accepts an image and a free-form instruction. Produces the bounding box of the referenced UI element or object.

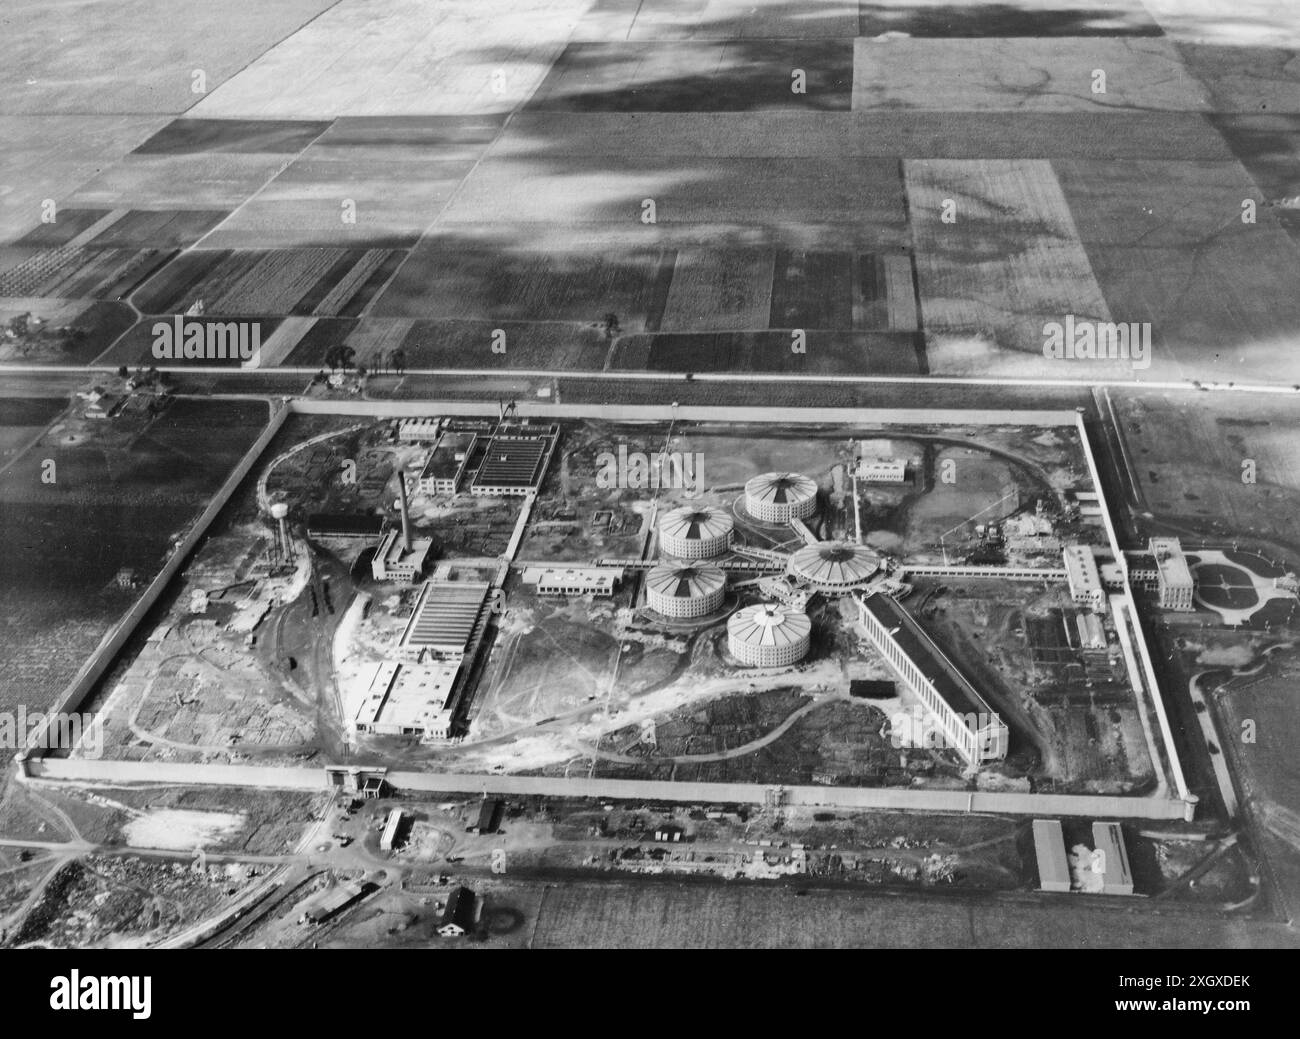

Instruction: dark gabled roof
[440,886,476,931]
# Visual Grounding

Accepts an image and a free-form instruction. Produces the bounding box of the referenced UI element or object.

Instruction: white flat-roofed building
[856,457,907,483]
[371,529,432,582]
[1092,821,1134,895]
[398,417,442,442]
[1150,536,1194,612]
[418,431,476,496]
[380,808,405,850]
[353,661,459,741]
[1063,544,1105,613]
[856,592,1008,767]
[1099,561,1127,592]
[521,566,623,597]
[1033,819,1071,893]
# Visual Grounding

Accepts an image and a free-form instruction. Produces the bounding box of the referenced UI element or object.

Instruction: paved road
[4,361,1300,396]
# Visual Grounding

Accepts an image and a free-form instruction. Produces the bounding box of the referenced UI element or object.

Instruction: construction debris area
[1,764,1255,949]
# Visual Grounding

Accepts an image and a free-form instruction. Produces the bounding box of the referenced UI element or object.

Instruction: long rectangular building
[1032,819,1071,893]
[856,592,1008,767]
[1063,544,1105,613]
[521,566,623,597]
[1092,821,1135,895]
[397,580,491,661]
[353,661,459,740]
[1150,537,1194,612]
[419,431,476,496]
[470,428,557,497]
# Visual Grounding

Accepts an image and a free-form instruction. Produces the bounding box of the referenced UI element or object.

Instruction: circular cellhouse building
[744,471,818,523]
[786,540,881,595]
[658,505,734,559]
[645,560,726,619]
[727,602,812,667]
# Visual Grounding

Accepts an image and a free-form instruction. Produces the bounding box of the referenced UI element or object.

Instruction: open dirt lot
[1111,390,1300,550]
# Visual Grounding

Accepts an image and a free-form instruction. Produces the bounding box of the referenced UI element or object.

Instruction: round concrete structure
[645,560,726,619]
[744,471,817,523]
[727,602,812,667]
[658,505,734,559]
[786,540,881,594]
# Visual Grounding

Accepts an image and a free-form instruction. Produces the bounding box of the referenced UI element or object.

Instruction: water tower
[270,502,292,564]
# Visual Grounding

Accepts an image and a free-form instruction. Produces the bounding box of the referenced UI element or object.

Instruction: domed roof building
[743,471,818,523]
[645,560,727,619]
[727,602,812,667]
[786,541,881,594]
[658,505,734,559]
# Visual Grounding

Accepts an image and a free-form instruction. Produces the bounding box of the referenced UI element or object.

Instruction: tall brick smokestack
[397,474,412,552]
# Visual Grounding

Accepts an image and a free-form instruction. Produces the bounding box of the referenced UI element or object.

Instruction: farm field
[396,321,612,370]
[658,248,775,333]
[856,0,1162,37]
[0,209,229,306]
[309,116,507,161]
[1111,391,1300,550]
[372,243,676,329]
[192,0,591,118]
[1210,115,1300,246]
[66,154,295,210]
[609,330,923,374]
[1083,234,1300,385]
[1053,160,1267,247]
[1211,654,1300,914]
[0,300,136,366]
[909,160,1147,377]
[852,37,1210,112]
[436,157,905,240]
[1174,44,1300,114]
[906,158,1118,378]
[526,876,1282,948]
[1052,158,1300,383]
[578,0,860,40]
[201,158,477,249]
[282,317,359,367]
[8,208,114,249]
[0,398,270,766]
[0,396,65,466]
[95,315,285,368]
[527,40,854,112]
[0,245,176,303]
[0,115,168,243]
[130,247,405,319]
[0,0,337,115]
[495,111,1241,160]
[132,118,332,155]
